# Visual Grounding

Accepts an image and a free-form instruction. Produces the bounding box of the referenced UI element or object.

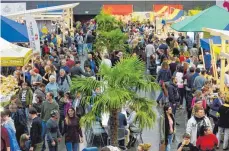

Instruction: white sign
[1,3,26,16]
[25,15,40,54]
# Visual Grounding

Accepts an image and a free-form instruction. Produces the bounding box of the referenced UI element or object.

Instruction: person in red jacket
[196,125,218,151]
[1,126,10,151]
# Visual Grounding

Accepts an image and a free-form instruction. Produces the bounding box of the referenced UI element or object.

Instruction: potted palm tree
[94,11,128,53]
[71,56,159,146]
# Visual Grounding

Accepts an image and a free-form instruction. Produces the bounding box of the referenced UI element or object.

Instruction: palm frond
[71,77,103,95]
[80,111,97,127]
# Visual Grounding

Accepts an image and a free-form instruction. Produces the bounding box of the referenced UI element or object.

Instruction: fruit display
[0,75,18,102]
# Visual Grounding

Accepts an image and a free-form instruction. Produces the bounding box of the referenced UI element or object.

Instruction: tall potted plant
[94,11,127,53]
[71,56,159,146]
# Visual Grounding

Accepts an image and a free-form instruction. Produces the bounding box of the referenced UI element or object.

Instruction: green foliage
[71,56,159,129]
[94,10,127,53]
[95,11,121,32]
[94,29,128,52]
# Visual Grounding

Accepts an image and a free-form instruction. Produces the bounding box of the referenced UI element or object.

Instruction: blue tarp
[1,16,29,43]
[200,36,221,51]
[200,24,229,50]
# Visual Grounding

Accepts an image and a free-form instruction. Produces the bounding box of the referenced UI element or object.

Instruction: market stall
[0,38,32,106]
[1,15,29,43]
[203,28,229,91]
[171,5,229,32]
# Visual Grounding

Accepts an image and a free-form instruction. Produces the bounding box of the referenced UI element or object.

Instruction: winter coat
[157,69,172,83]
[210,98,224,112]
[168,83,180,103]
[186,116,212,145]
[57,75,71,93]
[18,87,33,107]
[149,61,157,76]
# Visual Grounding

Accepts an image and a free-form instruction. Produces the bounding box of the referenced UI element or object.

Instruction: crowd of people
[0,16,227,151]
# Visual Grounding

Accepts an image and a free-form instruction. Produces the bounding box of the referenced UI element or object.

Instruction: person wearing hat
[177,133,197,151]
[46,109,62,151]
[29,107,43,151]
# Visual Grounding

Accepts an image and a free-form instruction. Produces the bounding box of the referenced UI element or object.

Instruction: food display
[0,75,19,103]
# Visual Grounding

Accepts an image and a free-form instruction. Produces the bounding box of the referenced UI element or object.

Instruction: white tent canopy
[0,37,32,66]
[203,28,229,40]
[4,3,79,18]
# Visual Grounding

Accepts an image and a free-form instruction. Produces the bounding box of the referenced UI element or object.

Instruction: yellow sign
[0,50,32,66]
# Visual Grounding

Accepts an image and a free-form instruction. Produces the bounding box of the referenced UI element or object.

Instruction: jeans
[217,127,229,149]
[166,134,173,151]
[87,43,93,52]
[59,113,65,135]
[41,121,47,151]
[146,57,150,69]
[170,103,177,115]
[47,140,58,151]
[156,91,163,103]
[178,88,185,105]
[78,44,83,55]
[66,142,79,151]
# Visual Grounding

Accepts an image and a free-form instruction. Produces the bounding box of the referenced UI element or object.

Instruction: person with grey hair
[45,75,59,99]
[57,69,71,93]
[101,53,112,68]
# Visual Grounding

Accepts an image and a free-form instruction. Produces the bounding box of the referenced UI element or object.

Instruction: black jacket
[168,83,180,103]
[149,61,157,76]
[30,117,42,147]
[70,66,85,77]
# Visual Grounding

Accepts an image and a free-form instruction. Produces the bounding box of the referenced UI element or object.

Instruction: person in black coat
[148,54,157,78]
[168,77,180,116]
[29,107,43,151]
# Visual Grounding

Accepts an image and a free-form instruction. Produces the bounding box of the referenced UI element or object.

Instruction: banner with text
[25,15,40,54]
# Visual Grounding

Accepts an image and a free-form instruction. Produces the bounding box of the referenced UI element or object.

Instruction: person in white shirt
[145,40,155,69]
[101,54,112,68]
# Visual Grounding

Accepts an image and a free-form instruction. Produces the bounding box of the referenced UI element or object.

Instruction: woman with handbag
[210,92,225,134]
[160,105,176,151]
[216,95,229,150]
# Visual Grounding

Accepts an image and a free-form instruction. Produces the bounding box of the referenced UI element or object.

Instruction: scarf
[60,75,66,85]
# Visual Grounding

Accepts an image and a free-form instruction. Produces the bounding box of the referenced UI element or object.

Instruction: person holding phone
[177,133,197,151]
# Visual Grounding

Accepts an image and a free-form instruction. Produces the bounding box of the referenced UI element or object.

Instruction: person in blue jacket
[210,92,225,134]
[204,51,212,73]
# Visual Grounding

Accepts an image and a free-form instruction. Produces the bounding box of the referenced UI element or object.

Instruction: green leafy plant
[94,11,127,53]
[95,11,121,32]
[71,56,159,146]
[94,29,128,53]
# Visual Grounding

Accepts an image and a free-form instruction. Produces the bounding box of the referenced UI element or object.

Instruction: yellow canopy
[0,38,32,66]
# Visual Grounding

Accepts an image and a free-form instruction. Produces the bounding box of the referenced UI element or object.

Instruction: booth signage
[25,15,41,54]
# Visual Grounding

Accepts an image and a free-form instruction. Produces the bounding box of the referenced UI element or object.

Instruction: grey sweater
[46,118,61,141]
[40,101,59,122]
